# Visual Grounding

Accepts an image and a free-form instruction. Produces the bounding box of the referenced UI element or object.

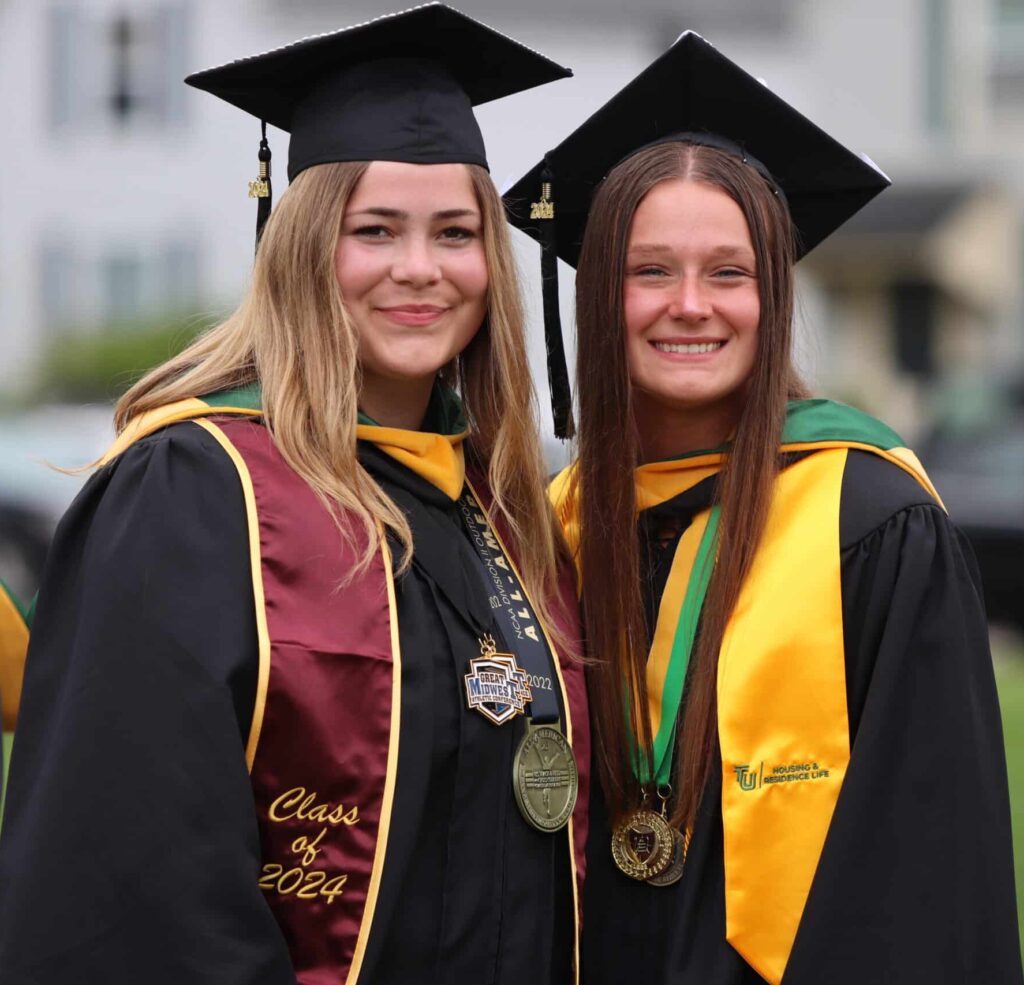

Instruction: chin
[647,386,727,410]
[637,379,749,418]
[376,349,458,381]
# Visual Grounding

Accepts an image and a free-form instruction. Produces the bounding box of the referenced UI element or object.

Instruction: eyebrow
[628,243,754,260]
[346,207,480,221]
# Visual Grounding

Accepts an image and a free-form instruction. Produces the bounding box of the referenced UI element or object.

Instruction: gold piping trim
[193,420,271,771]
[466,478,581,984]
[100,400,260,466]
[347,535,403,985]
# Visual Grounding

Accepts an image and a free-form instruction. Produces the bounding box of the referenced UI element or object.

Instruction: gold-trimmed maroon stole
[199,417,400,984]
[205,418,589,984]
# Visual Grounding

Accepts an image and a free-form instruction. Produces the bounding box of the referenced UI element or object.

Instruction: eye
[712,266,754,280]
[352,224,393,240]
[631,265,669,278]
[438,225,478,242]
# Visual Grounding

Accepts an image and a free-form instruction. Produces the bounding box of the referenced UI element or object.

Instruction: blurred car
[0,404,113,601]
[921,418,1024,635]
[0,501,51,605]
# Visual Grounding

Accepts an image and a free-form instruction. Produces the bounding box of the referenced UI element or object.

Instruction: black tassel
[249,120,273,254]
[534,162,574,440]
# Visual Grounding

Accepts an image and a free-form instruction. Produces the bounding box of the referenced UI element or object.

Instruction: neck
[359,373,435,431]
[633,389,744,463]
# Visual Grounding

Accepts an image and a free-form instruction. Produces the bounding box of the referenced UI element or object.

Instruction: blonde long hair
[116,162,563,597]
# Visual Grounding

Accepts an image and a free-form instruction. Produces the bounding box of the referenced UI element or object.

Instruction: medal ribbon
[634,505,720,787]
[457,488,562,725]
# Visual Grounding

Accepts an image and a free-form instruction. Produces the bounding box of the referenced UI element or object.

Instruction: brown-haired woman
[0,8,588,984]
[508,31,1021,985]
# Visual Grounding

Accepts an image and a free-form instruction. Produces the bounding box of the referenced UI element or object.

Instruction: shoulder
[34,418,257,651]
[100,418,243,491]
[547,463,576,512]
[782,399,945,547]
[837,449,944,550]
[62,420,249,544]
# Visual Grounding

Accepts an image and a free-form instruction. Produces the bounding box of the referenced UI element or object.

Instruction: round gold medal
[610,808,674,880]
[646,828,687,887]
[512,724,579,833]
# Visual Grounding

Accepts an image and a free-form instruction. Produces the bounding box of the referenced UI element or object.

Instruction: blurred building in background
[3,0,1024,422]
[0,0,1022,616]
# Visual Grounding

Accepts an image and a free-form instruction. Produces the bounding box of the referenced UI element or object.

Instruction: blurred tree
[36,311,218,402]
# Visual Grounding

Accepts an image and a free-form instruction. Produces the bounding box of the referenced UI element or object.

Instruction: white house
[1,0,1021,443]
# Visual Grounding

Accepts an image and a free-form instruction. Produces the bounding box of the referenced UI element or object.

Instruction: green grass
[1,730,12,830]
[996,649,1024,957]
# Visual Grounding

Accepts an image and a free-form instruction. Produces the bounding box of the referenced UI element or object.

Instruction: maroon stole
[194,416,589,984]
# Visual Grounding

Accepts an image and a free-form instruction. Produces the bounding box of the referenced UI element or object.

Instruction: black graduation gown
[0,421,572,985]
[582,450,1022,985]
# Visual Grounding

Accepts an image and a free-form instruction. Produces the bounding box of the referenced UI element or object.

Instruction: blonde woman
[0,8,588,984]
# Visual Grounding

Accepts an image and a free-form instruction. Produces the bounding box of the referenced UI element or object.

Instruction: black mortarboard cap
[504,31,890,438]
[185,3,572,244]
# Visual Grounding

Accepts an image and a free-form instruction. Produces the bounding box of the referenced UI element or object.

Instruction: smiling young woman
[506,29,1022,985]
[335,161,490,429]
[574,137,809,853]
[621,177,763,461]
[0,8,589,985]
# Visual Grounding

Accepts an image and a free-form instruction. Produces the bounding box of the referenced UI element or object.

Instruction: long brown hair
[573,141,808,830]
[117,162,563,600]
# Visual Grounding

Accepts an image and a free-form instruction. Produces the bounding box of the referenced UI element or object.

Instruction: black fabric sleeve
[0,424,295,984]
[783,495,1023,983]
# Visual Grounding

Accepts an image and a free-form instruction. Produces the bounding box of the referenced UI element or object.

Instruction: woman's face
[336,161,488,400]
[623,178,760,438]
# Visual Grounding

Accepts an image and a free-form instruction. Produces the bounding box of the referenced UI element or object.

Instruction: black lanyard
[456,488,560,725]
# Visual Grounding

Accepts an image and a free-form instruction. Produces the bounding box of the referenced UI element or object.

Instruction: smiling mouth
[379,305,449,315]
[652,341,726,354]
[376,305,450,326]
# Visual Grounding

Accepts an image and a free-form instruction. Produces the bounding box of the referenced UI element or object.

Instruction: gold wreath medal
[610,808,674,880]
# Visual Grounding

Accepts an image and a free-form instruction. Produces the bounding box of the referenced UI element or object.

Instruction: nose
[390,236,442,288]
[666,274,712,322]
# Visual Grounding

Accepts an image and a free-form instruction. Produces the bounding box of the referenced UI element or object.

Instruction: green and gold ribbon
[635,505,719,787]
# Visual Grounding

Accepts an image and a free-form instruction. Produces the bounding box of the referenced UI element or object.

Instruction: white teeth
[653,341,725,354]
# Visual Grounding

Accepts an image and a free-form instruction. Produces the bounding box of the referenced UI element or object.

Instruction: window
[102,252,144,322]
[891,280,936,377]
[161,240,200,310]
[992,0,1024,114]
[923,0,949,136]
[38,241,77,333]
[47,2,191,132]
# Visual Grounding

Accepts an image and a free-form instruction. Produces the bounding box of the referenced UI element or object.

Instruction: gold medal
[646,828,687,886]
[513,721,578,833]
[610,808,674,880]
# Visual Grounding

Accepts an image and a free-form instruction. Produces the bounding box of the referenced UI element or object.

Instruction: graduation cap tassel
[533,162,574,440]
[249,121,273,253]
